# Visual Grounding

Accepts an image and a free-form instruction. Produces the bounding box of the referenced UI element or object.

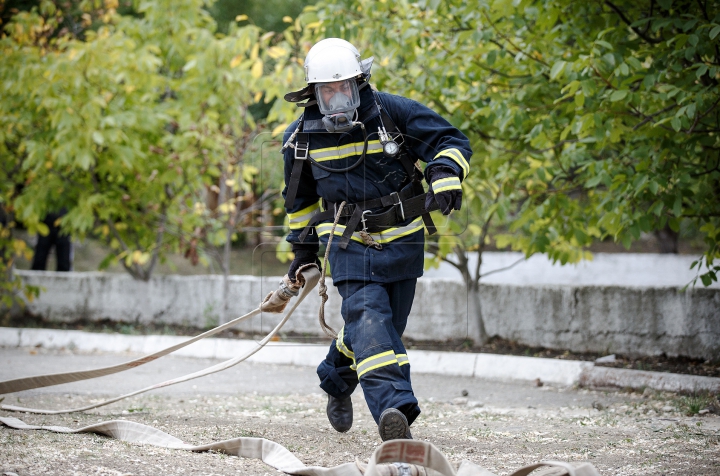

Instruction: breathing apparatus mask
[315,79,361,133]
[280,39,373,169]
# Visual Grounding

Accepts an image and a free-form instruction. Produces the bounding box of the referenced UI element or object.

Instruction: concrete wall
[13,270,720,360]
[481,284,720,360]
[425,251,720,288]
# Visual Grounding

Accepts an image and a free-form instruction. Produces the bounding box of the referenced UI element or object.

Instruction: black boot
[326,395,353,432]
[378,408,412,441]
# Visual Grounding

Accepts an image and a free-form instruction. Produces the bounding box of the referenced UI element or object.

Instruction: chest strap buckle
[294,141,309,160]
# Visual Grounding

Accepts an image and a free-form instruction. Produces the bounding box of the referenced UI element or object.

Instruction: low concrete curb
[2,327,718,393]
[579,365,720,393]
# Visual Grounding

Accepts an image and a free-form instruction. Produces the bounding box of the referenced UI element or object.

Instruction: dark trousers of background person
[31,212,72,272]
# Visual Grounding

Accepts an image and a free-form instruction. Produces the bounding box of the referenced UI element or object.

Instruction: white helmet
[304,38,373,84]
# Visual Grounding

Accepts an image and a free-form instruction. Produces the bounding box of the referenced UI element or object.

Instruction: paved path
[1,347,719,475]
[0,348,612,407]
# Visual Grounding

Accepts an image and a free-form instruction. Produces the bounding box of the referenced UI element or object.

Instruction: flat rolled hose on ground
[0,262,602,475]
[0,264,320,414]
[0,416,601,476]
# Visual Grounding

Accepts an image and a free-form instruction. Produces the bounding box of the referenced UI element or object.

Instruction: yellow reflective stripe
[288,202,320,230]
[316,217,423,245]
[288,202,320,220]
[311,141,383,162]
[432,176,461,194]
[317,223,365,244]
[356,350,397,378]
[434,148,469,178]
[373,218,424,243]
[336,326,355,361]
[397,354,409,366]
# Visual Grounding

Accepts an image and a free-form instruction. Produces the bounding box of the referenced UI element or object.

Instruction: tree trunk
[655,225,679,253]
[467,279,488,346]
[221,226,231,325]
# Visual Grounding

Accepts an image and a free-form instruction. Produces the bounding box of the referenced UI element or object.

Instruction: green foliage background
[1,0,718,313]
[312,0,720,288]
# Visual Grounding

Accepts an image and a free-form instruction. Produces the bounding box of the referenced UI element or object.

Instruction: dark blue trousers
[317,279,421,425]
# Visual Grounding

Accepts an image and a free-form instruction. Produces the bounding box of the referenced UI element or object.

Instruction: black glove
[288,242,320,282]
[425,166,462,215]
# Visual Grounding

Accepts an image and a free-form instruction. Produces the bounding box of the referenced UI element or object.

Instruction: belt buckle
[390,192,405,221]
[334,202,347,217]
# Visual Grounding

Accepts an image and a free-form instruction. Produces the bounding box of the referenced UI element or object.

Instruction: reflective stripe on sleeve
[431,176,461,194]
[396,354,409,366]
[288,202,320,230]
[316,217,423,245]
[310,141,383,162]
[433,148,469,179]
[356,350,398,378]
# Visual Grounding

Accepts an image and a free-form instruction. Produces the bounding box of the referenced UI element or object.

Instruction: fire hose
[0,264,601,475]
[0,263,321,413]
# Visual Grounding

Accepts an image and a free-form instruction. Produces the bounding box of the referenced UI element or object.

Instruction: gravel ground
[1,349,719,475]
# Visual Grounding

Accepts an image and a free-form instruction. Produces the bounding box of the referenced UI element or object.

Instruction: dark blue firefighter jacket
[282,83,472,283]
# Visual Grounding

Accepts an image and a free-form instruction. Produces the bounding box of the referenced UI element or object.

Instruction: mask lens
[315,80,360,115]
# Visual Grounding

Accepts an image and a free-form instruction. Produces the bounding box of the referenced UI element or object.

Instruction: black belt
[298,189,438,248]
[322,185,417,219]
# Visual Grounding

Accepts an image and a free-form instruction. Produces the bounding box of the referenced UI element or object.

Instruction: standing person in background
[281,39,472,441]
[31,208,72,272]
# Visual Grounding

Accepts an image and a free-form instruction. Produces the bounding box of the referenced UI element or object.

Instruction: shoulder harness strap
[283,114,309,209]
[375,94,436,235]
[286,92,437,235]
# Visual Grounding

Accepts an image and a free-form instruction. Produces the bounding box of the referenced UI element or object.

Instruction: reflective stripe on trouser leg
[355,351,409,378]
[317,326,358,399]
[335,279,420,425]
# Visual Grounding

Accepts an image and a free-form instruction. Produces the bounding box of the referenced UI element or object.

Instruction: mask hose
[308,122,368,173]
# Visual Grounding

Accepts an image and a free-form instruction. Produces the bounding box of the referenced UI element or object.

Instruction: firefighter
[281,38,472,441]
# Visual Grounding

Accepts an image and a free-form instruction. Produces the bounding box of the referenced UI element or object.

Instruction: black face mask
[322,110,356,132]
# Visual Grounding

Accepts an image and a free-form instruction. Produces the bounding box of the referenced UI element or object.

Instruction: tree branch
[627,104,676,133]
[474,188,503,283]
[106,220,140,280]
[604,1,662,44]
[426,241,464,273]
[688,95,720,134]
[632,103,678,130]
[480,11,550,67]
[480,256,526,279]
[641,0,655,35]
[697,0,710,21]
[471,58,533,79]
[690,153,720,177]
[145,206,167,280]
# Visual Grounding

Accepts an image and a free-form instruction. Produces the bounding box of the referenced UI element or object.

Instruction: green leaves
[550,61,566,80]
[309,0,720,287]
[1,0,297,281]
[609,90,628,102]
[710,25,720,40]
[3,0,718,288]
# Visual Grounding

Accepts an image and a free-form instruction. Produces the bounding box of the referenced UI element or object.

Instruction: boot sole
[378,408,409,441]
